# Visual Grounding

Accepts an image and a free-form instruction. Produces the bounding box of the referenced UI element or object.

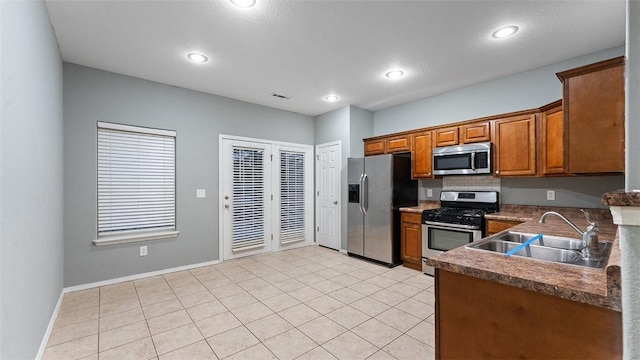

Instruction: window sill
[93,230,179,246]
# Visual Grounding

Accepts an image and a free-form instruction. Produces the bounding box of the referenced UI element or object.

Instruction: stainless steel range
[421,190,499,275]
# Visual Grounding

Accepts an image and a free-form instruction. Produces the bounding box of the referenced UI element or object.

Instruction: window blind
[232,147,266,251]
[279,151,305,244]
[97,122,176,237]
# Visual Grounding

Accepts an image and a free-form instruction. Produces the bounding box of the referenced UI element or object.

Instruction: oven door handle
[423,221,482,230]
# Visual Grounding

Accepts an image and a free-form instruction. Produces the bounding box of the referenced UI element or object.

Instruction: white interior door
[316,141,341,250]
[221,138,272,259]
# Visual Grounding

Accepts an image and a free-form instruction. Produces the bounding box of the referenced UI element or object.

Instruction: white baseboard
[340,249,348,254]
[35,290,64,360]
[64,259,221,293]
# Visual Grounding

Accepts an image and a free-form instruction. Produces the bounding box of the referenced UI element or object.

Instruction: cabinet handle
[427,173,431,176]
[495,170,500,174]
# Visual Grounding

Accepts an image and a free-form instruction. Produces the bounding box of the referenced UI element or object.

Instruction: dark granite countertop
[602,190,640,207]
[427,206,621,311]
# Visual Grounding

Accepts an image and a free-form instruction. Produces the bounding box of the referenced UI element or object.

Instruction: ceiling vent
[271,93,291,100]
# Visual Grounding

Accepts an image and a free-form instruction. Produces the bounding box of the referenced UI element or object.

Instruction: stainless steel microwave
[432,142,491,175]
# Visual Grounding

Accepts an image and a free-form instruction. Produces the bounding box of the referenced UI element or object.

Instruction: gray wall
[371,46,626,209]
[0,1,64,358]
[501,176,624,209]
[349,106,373,158]
[64,64,314,286]
[314,106,351,250]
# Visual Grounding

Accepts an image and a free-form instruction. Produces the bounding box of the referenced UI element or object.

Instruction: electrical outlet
[427,189,433,197]
[547,190,556,201]
[196,189,206,198]
[140,246,147,256]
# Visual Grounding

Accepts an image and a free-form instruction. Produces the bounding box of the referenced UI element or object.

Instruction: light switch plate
[140,246,147,256]
[547,190,556,201]
[427,189,433,197]
[196,189,206,198]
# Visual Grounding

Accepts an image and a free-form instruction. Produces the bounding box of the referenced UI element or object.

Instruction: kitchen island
[427,207,621,359]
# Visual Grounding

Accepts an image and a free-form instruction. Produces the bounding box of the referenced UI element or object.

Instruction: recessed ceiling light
[324,95,340,102]
[187,52,208,63]
[230,0,256,8]
[492,25,519,39]
[385,70,405,79]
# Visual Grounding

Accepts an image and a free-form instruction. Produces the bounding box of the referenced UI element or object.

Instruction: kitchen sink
[473,240,582,263]
[466,231,612,268]
[495,232,583,250]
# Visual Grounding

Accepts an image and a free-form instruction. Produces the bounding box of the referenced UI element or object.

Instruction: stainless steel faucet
[538,210,602,259]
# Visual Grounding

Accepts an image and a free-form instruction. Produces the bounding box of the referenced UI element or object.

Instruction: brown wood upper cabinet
[460,121,491,144]
[492,113,537,177]
[434,126,459,147]
[539,100,567,175]
[385,134,412,153]
[363,138,385,156]
[411,131,433,178]
[364,134,412,156]
[557,57,625,174]
[434,121,490,147]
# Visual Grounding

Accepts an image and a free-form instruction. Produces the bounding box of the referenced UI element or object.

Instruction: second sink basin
[495,232,583,250]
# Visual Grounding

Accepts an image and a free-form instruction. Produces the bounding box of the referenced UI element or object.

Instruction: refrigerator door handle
[359,174,365,214]
[362,173,369,214]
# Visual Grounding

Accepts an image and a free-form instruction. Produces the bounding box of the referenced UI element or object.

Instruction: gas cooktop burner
[435,207,485,217]
[422,190,499,228]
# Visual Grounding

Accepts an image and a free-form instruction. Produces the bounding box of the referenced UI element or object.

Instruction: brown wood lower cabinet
[435,270,621,359]
[485,219,523,235]
[400,212,422,271]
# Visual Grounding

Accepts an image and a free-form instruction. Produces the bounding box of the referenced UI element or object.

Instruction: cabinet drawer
[401,211,423,224]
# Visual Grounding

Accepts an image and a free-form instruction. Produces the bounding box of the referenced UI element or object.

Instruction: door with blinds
[221,136,313,260]
[272,145,314,252]
[221,139,273,259]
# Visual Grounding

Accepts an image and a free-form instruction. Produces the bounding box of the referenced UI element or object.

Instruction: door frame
[315,140,342,250]
[219,134,314,262]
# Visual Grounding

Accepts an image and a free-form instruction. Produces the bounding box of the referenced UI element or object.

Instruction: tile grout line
[132,281,160,360]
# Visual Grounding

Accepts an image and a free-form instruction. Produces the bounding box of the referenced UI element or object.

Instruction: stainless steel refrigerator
[347,153,418,266]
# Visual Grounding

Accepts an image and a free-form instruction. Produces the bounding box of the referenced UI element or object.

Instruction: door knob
[333,200,338,205]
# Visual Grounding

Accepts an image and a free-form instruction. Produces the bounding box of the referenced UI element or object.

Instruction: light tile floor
[43,245,435,360]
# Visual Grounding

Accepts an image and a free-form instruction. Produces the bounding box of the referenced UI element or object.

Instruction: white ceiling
[44,0,625,117]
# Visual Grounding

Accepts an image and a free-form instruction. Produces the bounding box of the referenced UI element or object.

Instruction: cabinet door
[540,103,567,175]
[385,134,412,153]
[364,139,385,156]
[492,114,537,177]
[401,212,423,270]
[434,127,459,147]
[561,60,624,173]
[411,131,433,179]
[461,121,491,144]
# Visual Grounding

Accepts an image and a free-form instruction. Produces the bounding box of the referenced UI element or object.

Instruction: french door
[220,136,313,260]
